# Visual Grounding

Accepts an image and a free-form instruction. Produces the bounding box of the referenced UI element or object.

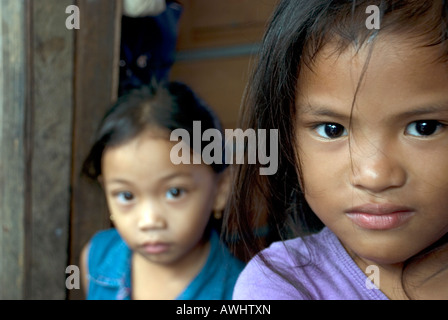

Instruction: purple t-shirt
[233,227,389,300]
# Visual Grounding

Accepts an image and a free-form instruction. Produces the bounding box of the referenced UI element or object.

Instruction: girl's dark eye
[116,191,135,204]
[165,188,185,200]
[405,120,443,137]
[314,123,348,139]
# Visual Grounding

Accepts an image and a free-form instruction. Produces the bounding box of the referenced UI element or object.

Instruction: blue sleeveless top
[86,228,245,300]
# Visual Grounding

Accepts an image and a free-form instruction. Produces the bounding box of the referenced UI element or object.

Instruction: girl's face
[295,36,448,267]
[101,130,228,267]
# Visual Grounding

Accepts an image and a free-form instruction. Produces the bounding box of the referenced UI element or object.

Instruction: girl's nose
[137,204,166,230]
[350,141,407,194]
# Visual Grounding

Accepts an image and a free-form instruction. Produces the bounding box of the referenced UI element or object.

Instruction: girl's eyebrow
[105,178,133,186]
[396,103,448,118]
[158,172,193,182]
[299,102,448,120]
[298,103,351,120]
[107,172,193,185]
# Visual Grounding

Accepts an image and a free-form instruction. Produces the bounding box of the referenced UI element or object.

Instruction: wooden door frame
[68,0,122,300]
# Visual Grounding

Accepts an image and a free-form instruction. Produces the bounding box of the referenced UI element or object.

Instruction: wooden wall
[0,0,121,300]
[0,0,30,300]
[0,0,76,300]
[171,0,278,129]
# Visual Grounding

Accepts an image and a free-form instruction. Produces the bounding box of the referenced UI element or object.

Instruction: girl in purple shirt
[226,0,448,300]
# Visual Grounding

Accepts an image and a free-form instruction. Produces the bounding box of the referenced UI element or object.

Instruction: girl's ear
[212,169,232,213]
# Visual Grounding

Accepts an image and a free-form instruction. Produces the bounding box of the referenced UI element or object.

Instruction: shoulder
[86,228,131,279]
[83,229,132,300]
[244,227,334,271]
[233,228,389,300]
[92,228,123,244]
[232,228,337,300]
[88,229,123,259]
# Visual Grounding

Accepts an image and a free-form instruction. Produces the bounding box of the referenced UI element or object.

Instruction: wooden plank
[0,0,77,300]
[0,0,28,300]
[176,0,277,50]
[29,0,74,299]
[171,55,256,129]
[69,0,122,300]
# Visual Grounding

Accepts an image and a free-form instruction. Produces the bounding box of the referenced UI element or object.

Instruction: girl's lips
[141,242,170,254]
[346,212,414,230]
[345,204,415,230]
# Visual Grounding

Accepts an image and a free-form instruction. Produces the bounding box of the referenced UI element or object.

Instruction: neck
[352,255,409,300]
[349,245,448,300]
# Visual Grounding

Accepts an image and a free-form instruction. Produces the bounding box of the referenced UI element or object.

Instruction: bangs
[301,0,448,70]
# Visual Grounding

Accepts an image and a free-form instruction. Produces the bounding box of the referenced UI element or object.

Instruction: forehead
[101,131,214,183]
[102,133,172,174]
[297,35,448,109]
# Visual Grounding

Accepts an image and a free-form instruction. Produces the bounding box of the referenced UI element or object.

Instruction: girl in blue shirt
[80,82,244,300]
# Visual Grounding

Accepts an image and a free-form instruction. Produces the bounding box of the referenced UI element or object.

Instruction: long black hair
[223,0,448,298]
[82,81,227,180]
